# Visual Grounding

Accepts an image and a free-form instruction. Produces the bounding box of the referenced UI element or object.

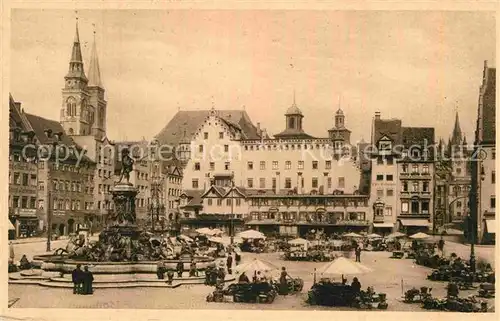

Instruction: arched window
[66,97,76,116]
[288,117,295,129]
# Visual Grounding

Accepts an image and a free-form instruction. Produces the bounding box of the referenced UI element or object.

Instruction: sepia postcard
[1,1,498,321]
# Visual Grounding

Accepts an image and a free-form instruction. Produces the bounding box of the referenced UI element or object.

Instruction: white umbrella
[211,228,224,235]
[208,236,226,244]
[386,232,406,239]
[288,238,310,245]
[367,233,382,239]
[409,232,431,240]
[316,257,373,276]
[343,232,363,238]
[195,227,212,235]
[235,258,279,276]
[237,229,266,239]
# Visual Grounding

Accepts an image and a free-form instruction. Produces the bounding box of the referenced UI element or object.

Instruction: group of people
[71,264,94,295]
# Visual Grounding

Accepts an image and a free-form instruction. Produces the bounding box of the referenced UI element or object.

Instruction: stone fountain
[11,149,220,288]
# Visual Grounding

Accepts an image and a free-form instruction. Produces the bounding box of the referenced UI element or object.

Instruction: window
[194,162,201,171]
[38,181,44,190]
[386,189,394,197]
[386,174,393,181]
[272,178,277,189]
[325,161,331,169]
[22,173,28,186]
[402,181,408,192]
[312,177,318,188]
[298,161,304,170]
[259,178,266,189]
[38,199,44,209]
[282,161,291,170]
[492,171,496,184]
[327,177,332,189]
[224,145,229,152]
[204,132,208,139]
[386,157,394,165]
[377,189,383,197]
[30,174,37,186]
[491,196,496,209]
[312,161,318,170]
[209,162,215,171]
[247,178,253,188]
[260,161,266,170]
[402,164,408,173]
[379,141,392,151]
[198,145,203,153]
[492,149,496,160]
[377,157,383,165]
[456,168,462,175]
[457,201,462,208]
[272,161,278,170]
[338,177,345,188]
[219,132,224,139]
[14,173,20,185]
[412,182,419,192]
[285,178,292,189]
[411,201,419,213]
[385,206,392,216]
[247,162,254,170]
[423,182,429,192]
[401,201,409,213]
[226,199,232,206]
[421,201,429,214]
[422,165,429,174]
[376,174,384,181]
[236,199,241,206]
[192,179,199,189]
[21,196,28,208]
[412,164,419,173]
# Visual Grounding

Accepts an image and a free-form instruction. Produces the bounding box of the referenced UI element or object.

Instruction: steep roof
[476,63,496,144]
[87,34,103,88]
[154,110,261,145]
[402,127,435,160]
[273,129,315,139]
[25,113,94,164]
[450,111,462,146]
[373,118,402,145]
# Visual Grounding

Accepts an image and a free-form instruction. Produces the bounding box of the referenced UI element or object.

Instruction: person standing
[355,247,361,262]
[279,267,290,295]
[81,265,94,295]
[71,264,83,294]
[176,261,184,278]
[226,254,233,274]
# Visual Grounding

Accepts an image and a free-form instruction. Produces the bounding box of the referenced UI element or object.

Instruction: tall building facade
[470,61,496,244]
[369,112,436,234]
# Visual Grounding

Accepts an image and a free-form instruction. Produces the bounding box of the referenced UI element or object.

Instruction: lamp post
[43,129,63,252]
[230,171,235,245]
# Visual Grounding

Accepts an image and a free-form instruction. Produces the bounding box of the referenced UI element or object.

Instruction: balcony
[398,212,431,219]
[373,215,385,223]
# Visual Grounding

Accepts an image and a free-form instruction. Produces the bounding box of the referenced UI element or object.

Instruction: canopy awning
[373,223,394,228]
[485,219,496,234]
[399,219,430,227]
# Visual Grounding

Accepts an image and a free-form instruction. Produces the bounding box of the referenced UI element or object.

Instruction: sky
[10,10,496,144]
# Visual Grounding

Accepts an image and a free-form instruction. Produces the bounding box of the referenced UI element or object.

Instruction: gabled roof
[401,127,435,160]
[25,113,94,164]
[373,118,402,145]
[180,190,203,208]
[201,185,226,198]
[476,63,496,144]
[224,186,247,198]
[154,110,261,145]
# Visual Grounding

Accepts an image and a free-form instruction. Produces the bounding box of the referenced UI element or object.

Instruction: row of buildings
[9,21,496,243]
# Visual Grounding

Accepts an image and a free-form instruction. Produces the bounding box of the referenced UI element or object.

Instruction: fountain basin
[34,254,216,274]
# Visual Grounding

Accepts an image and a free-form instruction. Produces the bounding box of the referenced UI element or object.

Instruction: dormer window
[378,140,392,151]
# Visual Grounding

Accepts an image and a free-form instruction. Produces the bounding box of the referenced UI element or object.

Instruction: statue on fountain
[117,148,134,185]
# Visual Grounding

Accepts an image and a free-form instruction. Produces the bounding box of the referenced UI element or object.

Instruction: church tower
[60,20,92,136]
[87,30,107,140]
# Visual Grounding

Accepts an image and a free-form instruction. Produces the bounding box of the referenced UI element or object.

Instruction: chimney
[374,112,381,120]
[257,122,261,132]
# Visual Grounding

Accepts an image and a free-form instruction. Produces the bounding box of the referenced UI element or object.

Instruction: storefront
[10,208,40,238]
[372,222,395,236]
[397,218,431,235]
[482,219,496,244]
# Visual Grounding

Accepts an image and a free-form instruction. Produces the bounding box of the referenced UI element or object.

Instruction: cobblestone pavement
[9,244,495,310]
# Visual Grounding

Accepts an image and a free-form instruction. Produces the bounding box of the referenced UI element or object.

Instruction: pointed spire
[66,17,87,81]
[88,27,103,87]
[451,110,462,146]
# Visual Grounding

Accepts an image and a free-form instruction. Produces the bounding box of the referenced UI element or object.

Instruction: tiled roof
[373,118,402,144]
[274,129,315,139]
[154,110,261,145]
[477,66,496,144]
[25,113,94,164]
[401,127,435,160]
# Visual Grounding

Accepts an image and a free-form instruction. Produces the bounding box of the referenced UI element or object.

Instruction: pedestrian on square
[355,247,362,262]
[81,265,94,295]
[157,261,166,279]
[235,251,241,265]
[176,261,184,278]
[189,259,197,277]
[226,254,233,274]
[351,277,361,294]
[71,264,83,294]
